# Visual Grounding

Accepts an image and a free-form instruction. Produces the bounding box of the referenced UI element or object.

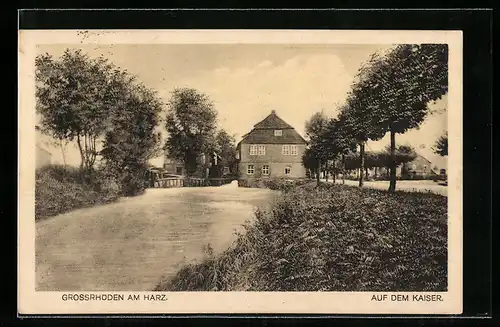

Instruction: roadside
[322,179,447,196]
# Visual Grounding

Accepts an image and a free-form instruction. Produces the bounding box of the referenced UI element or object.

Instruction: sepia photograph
[18,29,462,314]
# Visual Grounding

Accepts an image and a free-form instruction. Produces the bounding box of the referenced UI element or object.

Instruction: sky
[36,44,448,169]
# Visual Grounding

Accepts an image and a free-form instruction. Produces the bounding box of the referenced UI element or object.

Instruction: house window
[176,167,183,175]
[223,166,230,174]
[249,145,258,156]
[284,166,291,175]
[290,145,298,156]
[247,165,255,175]
[262,165,269,175]
[282,145,290,155]
[258,145,266,156]
[274,130,283,136]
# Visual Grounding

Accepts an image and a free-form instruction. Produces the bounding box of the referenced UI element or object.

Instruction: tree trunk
[341,154,345,185]
[388,130,397,193]
[359,142,365,187]
[365,167,369,180]
[325,162,329,182]
[76,134,84,171]
[59,139,67,166]
[316,159,321,186]
[332,160,336,184]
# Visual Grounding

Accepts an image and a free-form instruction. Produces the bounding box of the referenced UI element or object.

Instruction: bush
[156,184,447,292]
[35,165,121,220]
[238,178,311,192]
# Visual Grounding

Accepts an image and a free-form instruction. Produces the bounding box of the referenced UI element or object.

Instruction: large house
[236,110,307,180]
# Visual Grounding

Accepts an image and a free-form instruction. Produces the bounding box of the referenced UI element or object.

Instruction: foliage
[301,147,320,175]
[100,80,163,196]
[164,88,218,177]
[156,184,447,292]
[237,178,310,191]
[344,145,417,171]
[35,49,117,173]
[35,165,120,220]
[36,48,162,195]
[433,131,448,156]
[341,44,448,192]
[211,129,238,175]
[302,111,331,183]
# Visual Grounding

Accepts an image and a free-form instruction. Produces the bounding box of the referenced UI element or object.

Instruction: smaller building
[401,154,438,179]
[36,144,52,169]
[163,157,185,176]
[367,153,440,180]
[163,151,227,178]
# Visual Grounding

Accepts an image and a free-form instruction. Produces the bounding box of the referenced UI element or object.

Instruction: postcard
[18,29,462,315]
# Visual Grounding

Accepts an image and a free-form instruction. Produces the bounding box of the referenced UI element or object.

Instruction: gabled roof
[239,110,307,145]
[253,110,294,129]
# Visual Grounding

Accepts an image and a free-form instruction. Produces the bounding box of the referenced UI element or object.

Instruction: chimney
[271,110,276,115]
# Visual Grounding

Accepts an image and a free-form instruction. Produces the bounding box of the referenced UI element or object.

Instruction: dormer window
[274,130,283,136]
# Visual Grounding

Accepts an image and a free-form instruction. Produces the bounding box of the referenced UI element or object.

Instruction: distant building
[36,144,52,169]
[35,127,52,169]
[163,150,224,177]
[401,154,439,179]
[372,153,440,179]
[163,153,185,176]
[236,110,307,180]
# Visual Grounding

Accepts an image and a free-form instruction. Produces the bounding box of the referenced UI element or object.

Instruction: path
[323,178,447,196]
[36,182,277,291]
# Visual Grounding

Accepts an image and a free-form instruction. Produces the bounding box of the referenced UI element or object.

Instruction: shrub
[35,165,121,220]
[238,178,311,192]
[156,184,447,292]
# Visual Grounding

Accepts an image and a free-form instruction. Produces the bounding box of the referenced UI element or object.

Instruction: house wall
[163,157,184,175]
[402,155,435,177]
[163,162,184,175]
[36,146,52,169]
[238,143,307,179]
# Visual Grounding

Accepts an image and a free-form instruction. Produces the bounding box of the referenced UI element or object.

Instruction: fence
[153,176,234,188]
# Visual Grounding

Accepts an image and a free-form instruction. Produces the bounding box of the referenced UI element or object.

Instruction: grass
[155,181,447,292]
[35,165,121,220]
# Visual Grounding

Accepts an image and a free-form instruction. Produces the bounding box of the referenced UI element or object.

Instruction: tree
[212,129,237,177]
[346,44,448,192]
[164,88,218,177]
[433,131,448,156]
[100,80,163,195]
[304,111,330,185]
[339,98,385,187]
[318,115,357,184]
[35,49,121,176]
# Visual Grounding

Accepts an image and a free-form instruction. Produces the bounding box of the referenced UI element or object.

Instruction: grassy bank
[35,165,121,220]
[155,182,447,292]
